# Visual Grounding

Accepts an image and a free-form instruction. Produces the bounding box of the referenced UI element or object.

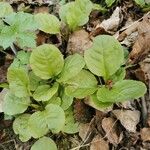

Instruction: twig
[141,96,147,126]
[70,116,119,150]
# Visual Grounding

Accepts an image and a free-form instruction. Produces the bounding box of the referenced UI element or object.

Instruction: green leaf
[7,68,30,97]
[105,0,116,7]
[65,70,98,98]
[45,104,65,133]
[87,94,113,111]
[2,12,37,49]
[47,96,62,106]
[84,35,124,80]
[16,51,31,65]
[61,92,73,110]
[62,107,79,134]
[58,54,85,83]
[35,13,60,34]
[29,71,42,91]
[4,12,37,31]
[97,80,147,103]
[134,0,145,7]
[31,137,57,150]
[0,26,16,49]
[59,0,93,31]
[28,104,65,138]
[13,114,31,142]
[0,20,4,32]
[3,92,30,115]
[33,83,59,102]
[109,67,126,82]
[28,111,49,138]
[0,2,13,18]
[30,44,64,79]
[16,32,36,48]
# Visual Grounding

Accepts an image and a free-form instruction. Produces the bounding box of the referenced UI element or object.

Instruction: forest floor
[0,0,150,150]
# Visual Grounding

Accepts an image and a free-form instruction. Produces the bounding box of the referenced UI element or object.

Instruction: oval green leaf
[65,70,98,98]
[84,35,124,80]
[58,53,85,83]
[97,80,147,103]
[31,137,57,150]
[86,94,113,111]
[30,44,64,79]
[33,83,59,101]
[13,114,31,142]
[3,92,30,115]
[28,104,65,138]
[0,2,13,18]
[7,68,30,97]
[59,0,93,31]
[45,104,65,133]
[35,13,60,34]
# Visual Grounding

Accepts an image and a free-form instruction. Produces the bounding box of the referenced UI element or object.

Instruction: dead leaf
[135,55,150,85]
[117,20,139,42]
[141,128,150,141]
[34,6,49,14]
[129,13,150,64]
[90,135,109,150]
[0,89,8,112]
[102,117,121,145]
[74,100,94,123]
[100,7,122,32]
[113,109,140,132]
[67,29,92,55]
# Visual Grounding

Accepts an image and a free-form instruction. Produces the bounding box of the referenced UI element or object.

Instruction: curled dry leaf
[90,135,109,150]
[102,117,121,145]
[99,7,122,33]
[113,109,140,132]
[67,29,92,55]
[129,13,150,64]
[140,128,150,142]
[78,122,96,142]
[117,19,139,42]
[135,55,150,85]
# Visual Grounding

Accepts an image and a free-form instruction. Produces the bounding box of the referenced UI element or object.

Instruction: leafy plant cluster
[0,0,147,149]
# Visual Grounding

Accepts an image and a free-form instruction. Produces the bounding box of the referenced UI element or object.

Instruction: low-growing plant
[0,2,60,53]
[3,35,147,149]
[0,0,147,149]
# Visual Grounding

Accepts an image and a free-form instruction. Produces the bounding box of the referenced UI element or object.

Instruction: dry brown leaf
[100,7,122,32]
[74,100,94,123]
[34,6,49,14]
[129,13,150,64]
[79,123,94,141]
[113,109,140,132]
[117,21,139,42]
[135,56,150,84]
[102,117,121,145]
[90,135,109,150]
[140,128,150,141]
[67,29,92,55]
